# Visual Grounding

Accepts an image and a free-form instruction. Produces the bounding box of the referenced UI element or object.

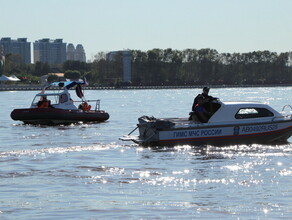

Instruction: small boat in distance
[120,100,292,146]
[11,79,110,125]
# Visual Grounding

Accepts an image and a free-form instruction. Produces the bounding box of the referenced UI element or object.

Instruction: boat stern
[120,116,176,145]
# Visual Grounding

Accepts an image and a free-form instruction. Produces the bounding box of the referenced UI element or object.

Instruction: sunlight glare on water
[0,87,291,219]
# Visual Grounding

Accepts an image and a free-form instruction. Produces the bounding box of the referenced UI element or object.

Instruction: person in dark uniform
[192,95,211,123]
[191,87,214,111]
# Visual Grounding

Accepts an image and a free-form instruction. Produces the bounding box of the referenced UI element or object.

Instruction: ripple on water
[1,88,291,219]
[0,144,116,158]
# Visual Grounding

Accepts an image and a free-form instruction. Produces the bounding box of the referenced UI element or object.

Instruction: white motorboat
[120,100,292,146]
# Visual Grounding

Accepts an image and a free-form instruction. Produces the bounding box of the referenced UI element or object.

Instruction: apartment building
[1,37,87,64]
[34,38,67,64]
[0,38,31,64]
[67,43,86,62]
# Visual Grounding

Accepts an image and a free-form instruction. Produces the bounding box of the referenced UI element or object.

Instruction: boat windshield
[31,94,60,107]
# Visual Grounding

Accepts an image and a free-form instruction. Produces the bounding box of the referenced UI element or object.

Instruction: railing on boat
[281,105,292,117]
[281,104,292,113]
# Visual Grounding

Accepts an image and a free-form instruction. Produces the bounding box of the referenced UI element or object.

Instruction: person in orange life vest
[79,102,91,111]
[37,96,51,108]
[194,95,211,123]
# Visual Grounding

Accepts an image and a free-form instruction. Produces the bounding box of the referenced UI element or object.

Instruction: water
[0,87,291,219]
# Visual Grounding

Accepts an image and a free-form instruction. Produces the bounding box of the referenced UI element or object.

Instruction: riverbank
[0,84,291,91]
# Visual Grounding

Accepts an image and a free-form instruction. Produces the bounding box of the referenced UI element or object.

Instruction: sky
[1,0,292,61]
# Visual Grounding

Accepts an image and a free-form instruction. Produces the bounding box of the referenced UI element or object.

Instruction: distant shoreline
[0,84,291,91]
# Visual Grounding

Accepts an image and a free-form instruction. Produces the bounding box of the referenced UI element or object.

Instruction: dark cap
[203,87,210,91]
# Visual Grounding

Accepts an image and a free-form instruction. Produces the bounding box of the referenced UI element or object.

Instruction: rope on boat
[128,126,138,135]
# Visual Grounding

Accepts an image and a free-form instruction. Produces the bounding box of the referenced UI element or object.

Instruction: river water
[0,87,291,219]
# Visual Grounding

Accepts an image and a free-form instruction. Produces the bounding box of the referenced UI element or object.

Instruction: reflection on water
[0,87,291,219]
[0,144,113,158]
[0,142,291,218]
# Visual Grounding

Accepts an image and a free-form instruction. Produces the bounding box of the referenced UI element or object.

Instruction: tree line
[3,48,292,86]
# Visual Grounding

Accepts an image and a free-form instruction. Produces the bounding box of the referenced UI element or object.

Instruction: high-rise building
[122,51,132,82]
[66,43,86,62]
[34,38,66,64]
[0,37,31,64]
[107,51,132,82]
[66,43,75,61]
[75,44,86,62]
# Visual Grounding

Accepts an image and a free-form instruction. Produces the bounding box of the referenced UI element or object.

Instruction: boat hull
[10,108,110,125]
[134,120,292,146]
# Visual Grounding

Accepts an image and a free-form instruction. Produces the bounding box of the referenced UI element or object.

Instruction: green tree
[33,61,51,76]
[63,60,89,74]
[47,74,59,83]
[64,70,81,80]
